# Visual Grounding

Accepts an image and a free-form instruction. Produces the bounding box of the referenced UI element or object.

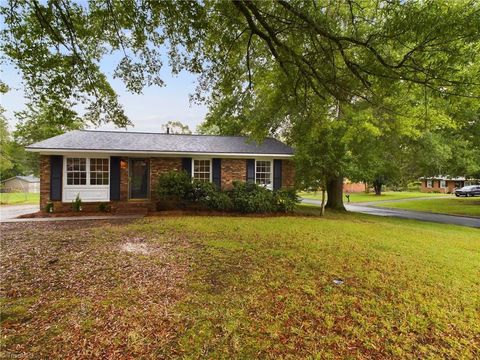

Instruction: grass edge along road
[376,197,480,217]
[1,214,479,358]
[299,191,449,203]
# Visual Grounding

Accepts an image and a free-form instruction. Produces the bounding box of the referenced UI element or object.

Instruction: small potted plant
[71,194,82,212]
[45,201,54,213]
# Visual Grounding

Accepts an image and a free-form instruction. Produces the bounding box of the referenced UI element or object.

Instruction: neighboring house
[420,176,480,193]
[26,130,295,213]
[343,180,366,193]
[1,175,40,193]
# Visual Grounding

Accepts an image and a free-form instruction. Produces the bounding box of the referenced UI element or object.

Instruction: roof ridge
[79,129,279,140]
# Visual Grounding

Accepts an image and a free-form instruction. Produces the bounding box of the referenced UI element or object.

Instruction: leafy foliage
[1,0,479,209]
[156,170,193,204]
[161,120,192,134]
[156,171,298,213]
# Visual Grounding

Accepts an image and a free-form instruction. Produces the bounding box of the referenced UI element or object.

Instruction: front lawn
[0,192,39,205]
[1,215,478,358]
[377,197,480,217]
[299,190,449,203]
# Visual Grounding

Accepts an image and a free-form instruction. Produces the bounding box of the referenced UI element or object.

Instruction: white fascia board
[26,148,294,158]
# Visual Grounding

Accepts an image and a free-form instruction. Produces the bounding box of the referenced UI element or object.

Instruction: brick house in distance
[26,130,295,213]
[420,176,479,194]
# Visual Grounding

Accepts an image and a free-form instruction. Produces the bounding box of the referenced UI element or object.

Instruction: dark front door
[129,159,149,199]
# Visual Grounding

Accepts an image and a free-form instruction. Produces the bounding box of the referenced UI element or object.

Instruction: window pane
[89,158,109,185]
[255,160,271,185]
[193,159,211,182]
[66,158,88,186]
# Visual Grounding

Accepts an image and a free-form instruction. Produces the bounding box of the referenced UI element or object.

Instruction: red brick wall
[39,155,51,210]
[39,155,296,213]
[420,179,450,193]
[221,159,247,190]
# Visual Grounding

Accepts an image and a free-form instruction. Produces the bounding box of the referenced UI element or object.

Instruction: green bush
[156,170,193,203]
[98,202,111,212]
[202,191,233,211]
[273,188,299,212]
[156,171,299,213]
[230,182,276,213]
[190,180,217,203]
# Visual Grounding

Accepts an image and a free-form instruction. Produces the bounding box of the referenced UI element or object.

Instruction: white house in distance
[1,175,40,193]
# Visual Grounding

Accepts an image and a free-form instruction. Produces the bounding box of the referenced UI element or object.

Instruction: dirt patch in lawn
[0,220,190,359]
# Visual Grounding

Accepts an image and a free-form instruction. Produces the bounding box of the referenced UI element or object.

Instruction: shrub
[202,191,233,211]
[407,181,421,192]
[71,194,82,212]
[156,171,193,204]
[155,171,299,213]
[190,180,217,203]
[98,202,111,212]
[273,188,299,212]
[45,201,54,213]
[230,182,276,213]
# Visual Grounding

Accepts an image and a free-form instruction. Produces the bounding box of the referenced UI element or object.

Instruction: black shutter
[273,159,282,190]
[110,157,121,200]
[182,158,192,176]
[212,158,221,188]
[50,155,63,201]
[246,159,255,183]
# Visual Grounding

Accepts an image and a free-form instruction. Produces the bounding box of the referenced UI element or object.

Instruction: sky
[1,52,208,133]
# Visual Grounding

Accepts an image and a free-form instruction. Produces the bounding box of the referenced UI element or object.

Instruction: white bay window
[63,157,110,202]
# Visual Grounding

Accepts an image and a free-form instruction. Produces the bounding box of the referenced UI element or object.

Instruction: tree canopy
[1,0,479,206]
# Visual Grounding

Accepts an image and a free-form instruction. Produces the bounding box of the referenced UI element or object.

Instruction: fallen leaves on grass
[0,219,189,359]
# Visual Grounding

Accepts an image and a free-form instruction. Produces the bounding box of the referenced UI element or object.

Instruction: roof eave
[26,147,294,158]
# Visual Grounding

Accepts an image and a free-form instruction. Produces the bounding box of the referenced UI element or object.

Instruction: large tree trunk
[325,176,346,211]
[373,180,383,196]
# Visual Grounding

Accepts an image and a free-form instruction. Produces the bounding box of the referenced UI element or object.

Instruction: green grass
[0,192,39,205]
[1,215,479,358]
[299,190,448,203]
[377,197,480,217]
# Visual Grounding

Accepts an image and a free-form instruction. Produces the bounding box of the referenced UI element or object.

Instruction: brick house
[420,176,479,193]
[27,130,295,213]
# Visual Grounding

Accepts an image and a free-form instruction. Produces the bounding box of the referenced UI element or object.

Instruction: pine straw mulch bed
[0,219,190,359]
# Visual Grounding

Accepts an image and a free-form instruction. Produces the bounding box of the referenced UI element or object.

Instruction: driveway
[301,198,480,228]
[0,204,39,221]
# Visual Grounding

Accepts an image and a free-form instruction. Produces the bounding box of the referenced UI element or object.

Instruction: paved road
[301,198,480,228]
[0,204,39,221]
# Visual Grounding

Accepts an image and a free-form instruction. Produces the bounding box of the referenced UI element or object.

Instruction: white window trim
[63,156,110,202]
[64,157,110,187]
[255,159,273,190]
[191,158,212,182]
[426,180,433,188]
[440,180,446,188]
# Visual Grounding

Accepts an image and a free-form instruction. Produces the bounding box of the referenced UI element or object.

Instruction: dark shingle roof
[26,130,294,156]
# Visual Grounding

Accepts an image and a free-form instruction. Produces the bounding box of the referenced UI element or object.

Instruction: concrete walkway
[0,204,39,221]
[301,198,480,228]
